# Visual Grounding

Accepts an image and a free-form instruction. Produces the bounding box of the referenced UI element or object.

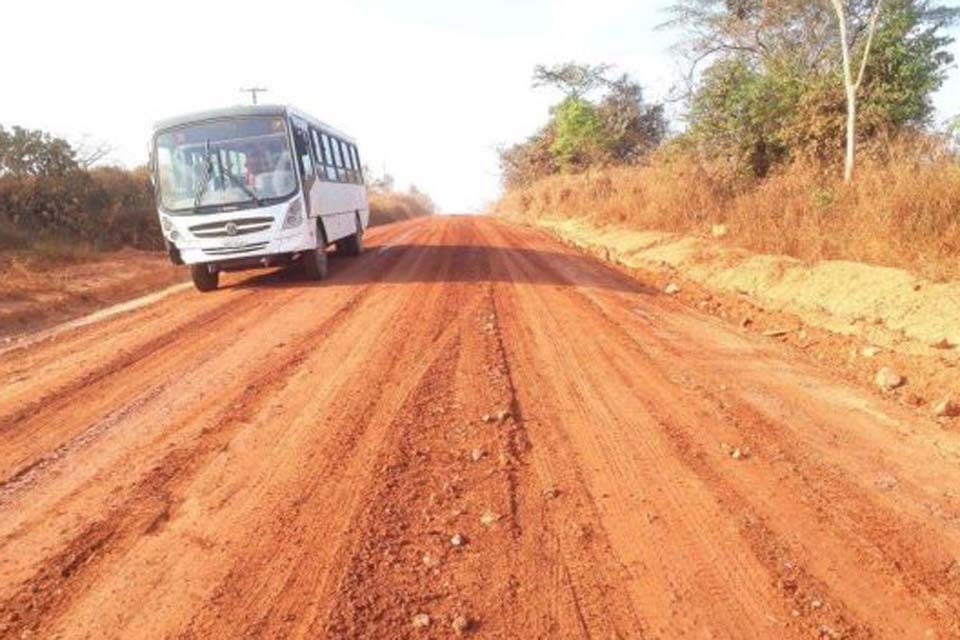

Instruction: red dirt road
[2,216,959,639]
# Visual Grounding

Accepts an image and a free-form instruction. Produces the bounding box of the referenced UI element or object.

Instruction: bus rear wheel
[337,220,364,257]
[302,247,329,280]
[190,264,219,292]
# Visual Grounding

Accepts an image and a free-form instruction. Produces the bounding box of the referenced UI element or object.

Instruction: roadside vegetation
[366,173,436,226]
[495,0,960,280]
[0,126,161,262]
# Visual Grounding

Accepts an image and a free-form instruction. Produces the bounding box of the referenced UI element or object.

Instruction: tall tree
[550,97,611,170]
[667,0,959,177]
[830,0,883,182]
[599,75,668,163]
[500,63,667,183]
[0,126,78,177]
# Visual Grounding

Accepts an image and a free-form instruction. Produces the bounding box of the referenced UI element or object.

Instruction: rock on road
[1,216,959,639]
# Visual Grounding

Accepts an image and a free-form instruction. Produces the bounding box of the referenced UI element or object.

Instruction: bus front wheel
[190,264,219,292]
[302,247,329,280]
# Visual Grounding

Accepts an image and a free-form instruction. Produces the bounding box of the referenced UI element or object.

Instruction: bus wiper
[219,151,262,207]
[193,139,213,211]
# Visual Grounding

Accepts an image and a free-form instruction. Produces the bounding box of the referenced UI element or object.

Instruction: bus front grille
[189,217,274,238]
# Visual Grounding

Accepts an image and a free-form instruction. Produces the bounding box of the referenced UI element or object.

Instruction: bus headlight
[162,216,179,242]
[282,199,304,229]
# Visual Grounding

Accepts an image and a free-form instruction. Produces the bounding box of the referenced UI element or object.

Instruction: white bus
[150,105,368,291]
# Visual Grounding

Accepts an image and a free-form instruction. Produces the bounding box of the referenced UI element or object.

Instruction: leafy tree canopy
[669,0,959,176]
[533,62,613,98]
[0,125,79,178]
[500,64,667,187]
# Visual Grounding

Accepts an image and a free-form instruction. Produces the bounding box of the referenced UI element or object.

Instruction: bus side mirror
[146,145,156,187]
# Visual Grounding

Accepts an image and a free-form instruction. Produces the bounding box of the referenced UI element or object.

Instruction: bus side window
[351,145,363,184]
[310,129,325,179]
[341,140,354,182]
[320,133,338,182]
[330,137,345,181]
[346,141,357,183]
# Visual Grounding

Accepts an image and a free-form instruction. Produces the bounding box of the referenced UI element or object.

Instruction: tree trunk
[844,85,857,183]
[830,0,882,184]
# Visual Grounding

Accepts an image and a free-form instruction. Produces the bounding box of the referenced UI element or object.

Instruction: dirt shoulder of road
[0,249,185,340]
[525,216,960,421]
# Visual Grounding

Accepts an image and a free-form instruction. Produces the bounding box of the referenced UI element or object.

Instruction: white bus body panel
[307,181,369,242]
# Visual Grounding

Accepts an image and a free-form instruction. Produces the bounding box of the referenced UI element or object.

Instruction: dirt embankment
[0,249,185,340]
[525,217,960,419]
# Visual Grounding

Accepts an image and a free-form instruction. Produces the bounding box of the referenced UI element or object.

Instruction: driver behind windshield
[245,138,295,198]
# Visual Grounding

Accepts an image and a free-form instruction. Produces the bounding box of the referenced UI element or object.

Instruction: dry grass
[368,191,434,227]
[0,221,101,273]
[494,141,960,281]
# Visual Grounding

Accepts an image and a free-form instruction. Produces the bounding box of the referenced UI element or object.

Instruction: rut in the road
[317,285,532,638]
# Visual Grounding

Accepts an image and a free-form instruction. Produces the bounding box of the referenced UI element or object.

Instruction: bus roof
[152,104,356,144]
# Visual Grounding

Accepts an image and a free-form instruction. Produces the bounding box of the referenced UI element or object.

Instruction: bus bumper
[176,227,315,268]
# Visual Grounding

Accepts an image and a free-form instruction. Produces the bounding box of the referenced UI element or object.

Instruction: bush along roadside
[0,125,162,252]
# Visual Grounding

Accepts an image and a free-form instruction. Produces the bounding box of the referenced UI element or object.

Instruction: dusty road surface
[2,216,959,639]
[0,250,184,339]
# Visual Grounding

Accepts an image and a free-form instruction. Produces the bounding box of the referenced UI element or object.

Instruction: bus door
[290,117,316,210]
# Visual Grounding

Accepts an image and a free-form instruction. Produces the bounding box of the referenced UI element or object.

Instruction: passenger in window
[243,137,294,198]
[244,142,267,186]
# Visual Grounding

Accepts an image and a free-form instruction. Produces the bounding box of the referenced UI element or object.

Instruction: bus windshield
[155,116,297,213]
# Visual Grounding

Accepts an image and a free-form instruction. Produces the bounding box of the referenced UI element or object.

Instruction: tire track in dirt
[490,279,653,638]
[494,258,872,636]
[512,231,960,635]
[310,239,530,638]
[317,330,472,638]
[662,382,960,635]
[0,216,424,413]
[484,220,820,638]
[28,217,455,639]
[0,221,440,639]
[0,276,376,639]
[480,231,652,638]
[0,288,263,425]
[0,384,166,504]
[0,293,276,485]
[171,221,491,639]
[0,221,430,498]
[314,222,647,638]
[485,218,960,638]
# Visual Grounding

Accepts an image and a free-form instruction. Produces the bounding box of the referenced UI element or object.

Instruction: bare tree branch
[855,0,884,89]
[73,135,114,170]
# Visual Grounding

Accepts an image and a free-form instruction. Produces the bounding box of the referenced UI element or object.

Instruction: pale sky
[1,0,958,212]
